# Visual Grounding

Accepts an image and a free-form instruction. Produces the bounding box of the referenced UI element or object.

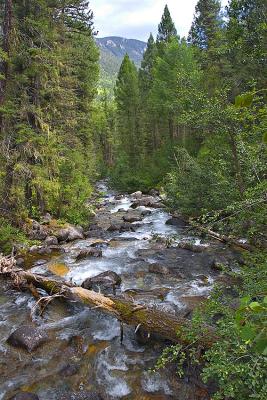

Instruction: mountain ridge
[96,36,147,92]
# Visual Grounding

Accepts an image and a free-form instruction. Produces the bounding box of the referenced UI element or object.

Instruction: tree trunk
[1,266,216,347]
[0,0,12,108]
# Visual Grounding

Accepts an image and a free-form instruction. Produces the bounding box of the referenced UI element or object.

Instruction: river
[0,182,238,400]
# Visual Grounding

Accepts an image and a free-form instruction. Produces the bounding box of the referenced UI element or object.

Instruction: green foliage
[0,218,27,255]
[0,0,99,226]
[155,253,267,400]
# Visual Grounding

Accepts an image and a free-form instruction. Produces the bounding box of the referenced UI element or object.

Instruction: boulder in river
[178,241,207,253]
[81,271,121,294]
[123,211,143,223]
[10,393,39,400]
[56,226,84,242]
[7,326,49,352]
[166,216,187,228]
[76,248,102,261]
[148,263,171,275]
[131,190,142,199]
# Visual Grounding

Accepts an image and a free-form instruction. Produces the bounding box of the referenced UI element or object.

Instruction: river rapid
[0,182,239,400]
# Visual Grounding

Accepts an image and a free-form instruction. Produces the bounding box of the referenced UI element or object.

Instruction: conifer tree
[157,5,177,50]
[114,54,142,169]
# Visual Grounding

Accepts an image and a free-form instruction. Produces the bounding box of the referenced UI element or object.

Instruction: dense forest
[0,1,266,399]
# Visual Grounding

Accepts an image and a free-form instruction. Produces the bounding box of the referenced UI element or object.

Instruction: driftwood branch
[0,257,216,347]
[190,223,254,251]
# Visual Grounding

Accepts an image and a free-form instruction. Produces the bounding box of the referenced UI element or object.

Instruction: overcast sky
[90,0,229,42]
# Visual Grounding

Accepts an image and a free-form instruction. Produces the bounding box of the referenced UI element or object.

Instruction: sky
[90,0,229,42]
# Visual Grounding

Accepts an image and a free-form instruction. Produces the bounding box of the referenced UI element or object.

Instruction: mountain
[96,36,147,93]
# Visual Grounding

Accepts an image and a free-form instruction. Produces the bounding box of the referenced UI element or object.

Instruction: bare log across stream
[0,256,216,348]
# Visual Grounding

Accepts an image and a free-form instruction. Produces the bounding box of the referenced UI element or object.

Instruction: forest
[0,1,266,400]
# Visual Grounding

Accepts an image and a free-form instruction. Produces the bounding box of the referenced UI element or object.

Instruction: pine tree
[114,54,142,169]
[188,0,222,50]
[226,0,267,92]
[139,33,157,95]
[157,5,177,47]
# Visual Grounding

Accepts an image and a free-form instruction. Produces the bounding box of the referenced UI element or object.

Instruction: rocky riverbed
[0,182,242,400]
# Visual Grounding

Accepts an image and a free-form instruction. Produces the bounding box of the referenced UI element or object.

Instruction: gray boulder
[76,248,102,261]
[81,271,121,294]
[7,326,49,352]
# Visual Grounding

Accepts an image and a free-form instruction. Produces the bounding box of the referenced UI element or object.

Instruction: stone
[131,191,142,199]
[166,216,187,228]
[44,236,58,246]
[81,271,121,293]
[10,393,39,400]
[178,241,206,253]
[149,189,160,196]
[7,326,49,352]
[40,213,52,225]
[148,263,171,275]
[76,248,102,261]
[56,226,84,242]
[123,212,142,223]
[90,240,109,249]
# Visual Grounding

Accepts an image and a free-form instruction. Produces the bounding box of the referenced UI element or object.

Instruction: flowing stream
[0,182,236,400]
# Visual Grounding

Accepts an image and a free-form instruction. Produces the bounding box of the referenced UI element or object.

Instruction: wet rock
[131,190,143,199]
[84,229,106,239]
[131,196,162,209]
[148,263,171,275]
[90,240,109,249]
[76,248,102,261]
[123,212,143,223]
[107,222,136,232]
[56,228,69,242]
[59,363,79,377]
[56,226,84,242]
[166,216,187,228]
[178,241,206,253]
[60,392,102,400]
[44,235,58,246]
[10,393,39,400]
[67,226,84,241]
[7,326,49,352]
[141,209,152,216]
[29,245,51,255]
[81,271,121,293]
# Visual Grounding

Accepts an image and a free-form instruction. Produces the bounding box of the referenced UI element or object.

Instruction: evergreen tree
[139,33,157,95]
[226,0,267,92]
[156,4,177,54]
[188,0,222,50]
[114,54,142,170]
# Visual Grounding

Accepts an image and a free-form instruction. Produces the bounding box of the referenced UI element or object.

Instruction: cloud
[90,0,229,41]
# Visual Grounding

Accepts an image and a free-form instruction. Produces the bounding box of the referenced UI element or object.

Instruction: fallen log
[190,223,254,251]
[0,261,216,348]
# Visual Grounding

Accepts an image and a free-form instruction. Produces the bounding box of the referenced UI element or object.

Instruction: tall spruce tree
[114,54,141,169]
[156,4,177,54]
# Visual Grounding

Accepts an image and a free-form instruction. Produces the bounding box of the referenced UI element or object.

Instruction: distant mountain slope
[96,36,147,93]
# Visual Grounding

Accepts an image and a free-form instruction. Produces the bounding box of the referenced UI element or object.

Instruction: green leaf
[263,132,267,144]
[239,325,257,341]
[249,302,262,312]
[235,93,254,108]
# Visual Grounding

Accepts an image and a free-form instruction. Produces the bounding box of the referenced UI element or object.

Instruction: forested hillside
[0,1,266,400]
[96,36,146,93]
